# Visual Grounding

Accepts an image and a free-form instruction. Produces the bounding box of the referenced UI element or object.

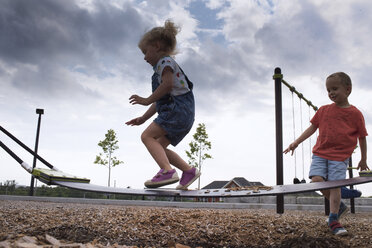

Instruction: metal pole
[273,67,284,214]
[348,157,355,214]
[0,125,54,169]
[324,198,330,216]
[29,108,44,196]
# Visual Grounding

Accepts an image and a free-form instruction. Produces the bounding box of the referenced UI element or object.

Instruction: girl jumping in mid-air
[126,20,200,190]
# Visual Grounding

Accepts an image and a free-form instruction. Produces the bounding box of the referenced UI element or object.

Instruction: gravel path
[1,200,372,247]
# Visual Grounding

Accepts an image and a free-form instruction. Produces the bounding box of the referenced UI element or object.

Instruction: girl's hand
[125,116,146,126]
[357,160,369,171]
[283,143,298,155]
[129,95,150,106]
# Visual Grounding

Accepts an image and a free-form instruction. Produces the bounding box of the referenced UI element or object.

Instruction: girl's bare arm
[126,103,156,126]
[129,67,173,106]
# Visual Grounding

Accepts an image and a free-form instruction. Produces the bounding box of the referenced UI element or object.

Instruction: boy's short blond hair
[327,72,352,88]
[138,20,179,55]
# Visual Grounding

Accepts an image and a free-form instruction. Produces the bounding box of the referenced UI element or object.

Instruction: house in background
[201,177,264,202]
[203,177,264,189]
[201,177,322,203]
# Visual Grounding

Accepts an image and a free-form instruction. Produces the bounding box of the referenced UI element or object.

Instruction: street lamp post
[29,108,44,196]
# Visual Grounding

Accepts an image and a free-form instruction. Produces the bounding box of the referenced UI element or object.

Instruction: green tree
[186,123,212,189]
[0,180,17,195]
[94,129,124,187]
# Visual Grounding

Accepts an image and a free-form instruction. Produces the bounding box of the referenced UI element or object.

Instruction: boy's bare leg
[141,122,173,171]
[311,176,326,194]
[329,188,341,214]
[312,176,340,214]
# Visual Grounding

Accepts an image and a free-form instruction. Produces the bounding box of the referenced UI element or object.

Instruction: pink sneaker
[176,167,201,190]
[144,169,179,188]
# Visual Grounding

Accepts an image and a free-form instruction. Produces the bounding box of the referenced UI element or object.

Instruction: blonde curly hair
[138,20,180,55]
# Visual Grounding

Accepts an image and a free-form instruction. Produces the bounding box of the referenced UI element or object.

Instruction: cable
[291,90,298,180]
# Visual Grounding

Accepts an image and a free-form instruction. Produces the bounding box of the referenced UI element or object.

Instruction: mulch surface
[1,200,372,247]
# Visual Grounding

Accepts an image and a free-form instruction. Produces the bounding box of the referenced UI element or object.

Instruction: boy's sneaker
[338,201,349,220]
[329,220,348,236]
[326,202,349,224]
[176,167,201,190]
[341,187,362,199]
[144,169,179,188]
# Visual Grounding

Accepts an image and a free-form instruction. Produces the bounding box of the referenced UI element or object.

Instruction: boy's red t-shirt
[311,103,368,161]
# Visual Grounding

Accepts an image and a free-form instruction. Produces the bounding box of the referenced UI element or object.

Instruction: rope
[281,79,318,111]
[291,90,297,179]
[308,105,312,164]
[299,97,305,181]
[281,79,318,183]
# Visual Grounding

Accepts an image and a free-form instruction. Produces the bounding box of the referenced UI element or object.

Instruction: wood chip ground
[1,200,372,247]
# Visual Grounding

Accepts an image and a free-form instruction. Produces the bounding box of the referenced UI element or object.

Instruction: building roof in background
[202,177,264,189]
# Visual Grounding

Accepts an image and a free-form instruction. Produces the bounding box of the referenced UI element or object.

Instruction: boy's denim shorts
[309,155,349,181]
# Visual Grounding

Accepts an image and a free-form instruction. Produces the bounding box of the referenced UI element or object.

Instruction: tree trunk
[198,141,202,190]
[108,151,112,187]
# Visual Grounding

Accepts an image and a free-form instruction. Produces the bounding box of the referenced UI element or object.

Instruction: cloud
[256,2,335,73]
[0,0,147,98]
[2,0,371,116]
[1,0,90,65]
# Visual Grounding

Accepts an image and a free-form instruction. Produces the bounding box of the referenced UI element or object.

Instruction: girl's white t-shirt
[154,56,191,96]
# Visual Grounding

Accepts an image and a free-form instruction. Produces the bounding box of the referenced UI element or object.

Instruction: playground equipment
[1,68,371,213]
[284,73,318,184]
[1,130,371,199]
[273,67,372,214]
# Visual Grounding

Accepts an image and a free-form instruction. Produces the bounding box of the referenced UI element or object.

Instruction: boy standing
[284,72,369,235]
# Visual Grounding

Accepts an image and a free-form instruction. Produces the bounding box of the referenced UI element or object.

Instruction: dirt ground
[1,200,372,248]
